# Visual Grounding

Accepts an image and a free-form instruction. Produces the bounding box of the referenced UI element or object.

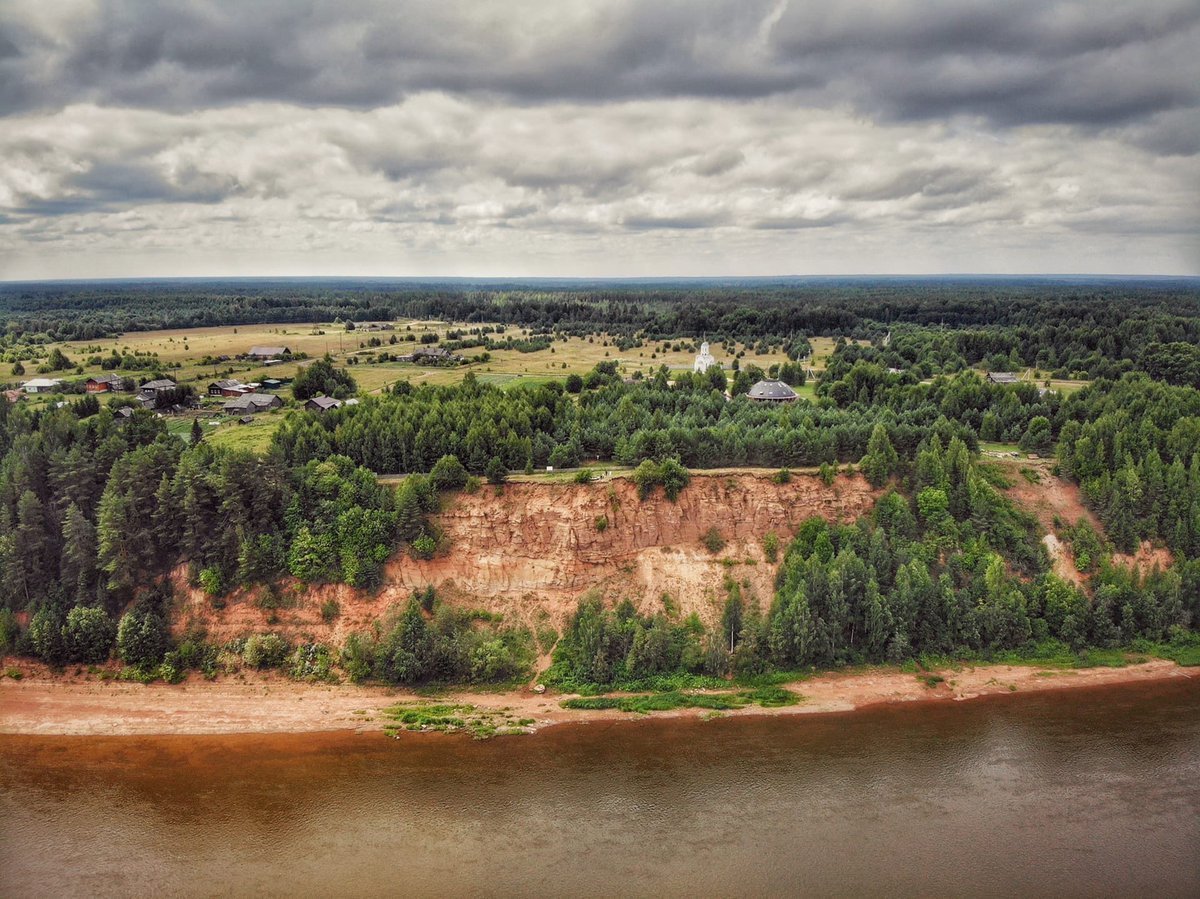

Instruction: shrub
[289,643,335,681]
[63,606,116,664]
[243,633,289,669]
[773,468,792,484]
[574,468,594,484]
[341,632,375,682]
[658,459,690,501]
[430,454,469,491]
[594,514,609,532]
[762,531,780,563]
[117,603,170,668]
[198,566,224,597]
[320,599,341,623]
[486,456,507,484]
[818,462,836,486]
[469,637,524,682]
[29,606,67,665]
[632,458,691,501]
[702,527,726,554]
[415,585,437,612]
[536,625,560,653]
[411,533,438,560]
[166,638,218,679]
[632,459,661,499]
[0,608,18,653]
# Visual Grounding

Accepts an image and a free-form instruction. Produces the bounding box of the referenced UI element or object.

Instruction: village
[3,321,1074,459]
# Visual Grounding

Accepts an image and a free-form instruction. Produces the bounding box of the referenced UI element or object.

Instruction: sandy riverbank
[1,658,1191,737]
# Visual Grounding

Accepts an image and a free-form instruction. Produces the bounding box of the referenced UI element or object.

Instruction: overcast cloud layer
[0,0,1197,278]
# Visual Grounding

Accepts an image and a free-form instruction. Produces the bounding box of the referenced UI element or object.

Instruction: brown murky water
[3,680,1199,898]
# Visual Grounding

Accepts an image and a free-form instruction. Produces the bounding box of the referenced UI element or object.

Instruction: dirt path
[995,456,1099,533]
[994,456,1174,582]
[991,456,1099,584]
[0,659,1187,737]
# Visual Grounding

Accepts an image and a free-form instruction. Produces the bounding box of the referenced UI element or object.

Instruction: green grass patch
[1132,633,1200,667]
[381,702,535,739]
[978,441,1022,455]
[1075,648,1134,668]
[1154,643,1200,667]
[739,685,801,707]
[205,415,282,454]
[976,463,1015,489]
[561,686,801,714]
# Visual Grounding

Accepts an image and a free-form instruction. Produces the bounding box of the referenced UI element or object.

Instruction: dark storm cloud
[1,0,1196,132]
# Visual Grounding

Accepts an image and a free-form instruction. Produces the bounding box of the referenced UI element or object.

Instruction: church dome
[747,379,797,401]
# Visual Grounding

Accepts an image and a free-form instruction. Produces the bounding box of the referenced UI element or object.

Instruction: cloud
[2,1,1196,127]
[0,1,1196,277]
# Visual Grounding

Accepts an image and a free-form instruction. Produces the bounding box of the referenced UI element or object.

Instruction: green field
[204,415,285,453]
[18,321,795,397]
[5,321,810,455]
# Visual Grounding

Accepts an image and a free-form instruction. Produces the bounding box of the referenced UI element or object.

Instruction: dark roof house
[305,396,343,412]
[409,346,462,365]
[86,374,125,392]
[248,346,290,359]
[746,379,798,402]
[140,378,177,392]
[208,379,249,397]
[223,393,283,413]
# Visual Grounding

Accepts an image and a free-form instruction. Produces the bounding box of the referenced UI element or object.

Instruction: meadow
[38,322,794,394]
[6,319,1085,462]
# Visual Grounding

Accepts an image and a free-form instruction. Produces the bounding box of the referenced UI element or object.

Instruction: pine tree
[1106,465,1143,554]
[860,424,899,487]
[863,578,891,660]
[60,502,97,601]
[13,490,51,605]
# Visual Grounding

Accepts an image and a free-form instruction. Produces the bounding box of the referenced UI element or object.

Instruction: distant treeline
[3,278,1200,387]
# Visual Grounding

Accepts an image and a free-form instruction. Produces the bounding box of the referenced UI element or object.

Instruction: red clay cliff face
[175,473,880,644]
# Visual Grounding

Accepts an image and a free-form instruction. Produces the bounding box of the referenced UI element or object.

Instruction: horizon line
[2,272,1199,287]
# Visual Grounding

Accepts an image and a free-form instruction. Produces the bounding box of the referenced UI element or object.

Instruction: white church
[693,341,719,373]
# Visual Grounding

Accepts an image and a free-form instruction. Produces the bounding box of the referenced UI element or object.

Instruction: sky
[0,0,1197,279]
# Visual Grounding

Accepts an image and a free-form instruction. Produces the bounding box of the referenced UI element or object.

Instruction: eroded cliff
[176,473,880,644]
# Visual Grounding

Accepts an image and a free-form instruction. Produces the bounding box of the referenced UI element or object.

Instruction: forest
[1,280,1199,685]
[3,277,1200,385]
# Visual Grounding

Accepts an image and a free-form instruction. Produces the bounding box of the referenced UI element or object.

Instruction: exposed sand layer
[171,472,879,646]
[996,456,1173,584]
[1,659,1188,737]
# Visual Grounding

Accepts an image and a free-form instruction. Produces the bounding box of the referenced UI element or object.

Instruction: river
[2,679,1199,898]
